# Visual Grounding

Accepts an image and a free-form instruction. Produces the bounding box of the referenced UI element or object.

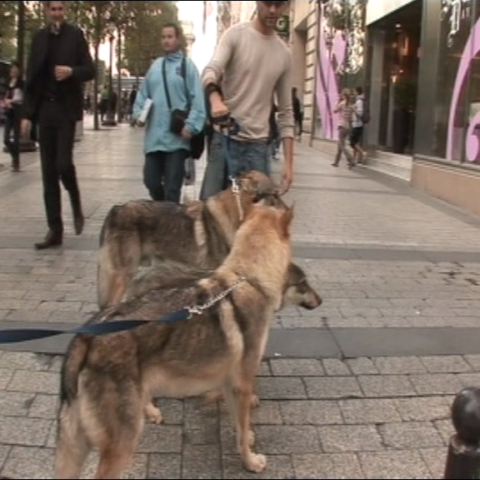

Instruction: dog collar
[188,276,246,318]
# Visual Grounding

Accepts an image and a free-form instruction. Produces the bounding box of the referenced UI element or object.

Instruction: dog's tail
[56,337,91,478]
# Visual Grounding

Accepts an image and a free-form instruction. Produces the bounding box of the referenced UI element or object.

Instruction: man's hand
[21,119,31,138]
[209,91,229,120]
[181,127,192,141]
[55,65,73,82]
[280,165,293,195]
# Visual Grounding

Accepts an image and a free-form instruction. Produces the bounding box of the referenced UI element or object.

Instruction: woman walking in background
[332,88,355,169]
[2,61,23,172]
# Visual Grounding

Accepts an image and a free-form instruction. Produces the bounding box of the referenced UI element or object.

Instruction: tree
[124,1,180,78]
[72,1,116,130]
[0,2,18,60]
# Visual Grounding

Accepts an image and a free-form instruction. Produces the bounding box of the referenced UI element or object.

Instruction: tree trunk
[116,28,122,122]
[93,42,100,130]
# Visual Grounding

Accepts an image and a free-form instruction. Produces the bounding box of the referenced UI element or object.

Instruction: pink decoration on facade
[315,8,347,141]
[447,15,480,162]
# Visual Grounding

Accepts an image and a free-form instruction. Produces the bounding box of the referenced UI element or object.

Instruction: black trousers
[38,100,82,232]
[3,106,21,169]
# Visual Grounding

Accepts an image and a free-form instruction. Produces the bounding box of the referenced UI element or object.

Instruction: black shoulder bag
[162,56,205,160]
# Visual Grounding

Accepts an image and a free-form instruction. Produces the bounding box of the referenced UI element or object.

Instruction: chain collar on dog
[188,276,246,318]
[230,177,245,222]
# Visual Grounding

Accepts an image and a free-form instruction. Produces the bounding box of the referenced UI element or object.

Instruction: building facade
[291,0,480,217]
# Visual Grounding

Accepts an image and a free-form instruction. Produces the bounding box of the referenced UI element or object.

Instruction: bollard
[444,387,480,479]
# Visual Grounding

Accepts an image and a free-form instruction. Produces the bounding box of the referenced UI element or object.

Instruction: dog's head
[282,263,322,310]
[237,171,279,203]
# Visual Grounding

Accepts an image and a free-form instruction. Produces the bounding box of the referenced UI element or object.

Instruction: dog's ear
[240,171,278,201]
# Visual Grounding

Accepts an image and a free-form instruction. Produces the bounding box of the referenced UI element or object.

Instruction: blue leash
[0,308,191,345]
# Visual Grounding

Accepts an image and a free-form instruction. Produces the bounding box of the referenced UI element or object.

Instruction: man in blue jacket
[133,23,206,203]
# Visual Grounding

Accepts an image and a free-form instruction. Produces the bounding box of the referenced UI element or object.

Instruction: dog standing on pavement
[56,202,294,478]
[97,171,279,309]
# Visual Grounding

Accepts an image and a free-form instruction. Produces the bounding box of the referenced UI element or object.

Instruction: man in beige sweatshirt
[200,0,295,200]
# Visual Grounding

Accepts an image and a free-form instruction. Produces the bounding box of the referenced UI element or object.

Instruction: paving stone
[456,372,480,388]
[318,425,384,452]
[257,361,271,376]
[223,454,295,479]
[136,425,182,453]
[183,425,220,446]
[292,453,365,479]
[410,374,464,395]
[5,309,55,322]
[2,446,53,479]
[0,416,51,446]
[358,375,416,398]
[28,395,59,419]
[464,354,480,371]
[0,444,11,472]
[347,357,380,375]
[280,400,343,426]
[7,370,59,395]
[0,352,52,371]
[182,445,222,479]
[256,377,307,400]
[378,422,444,449]
[251,401,283,425]
[339,399,402,424]
[304,377,363,400]
[222,425,320,456]
[420,356,472,373]
[322,359,351,376]
[270,359,325,377]
[0,391,33,416]
[394,397,450,422]
[82,453,148,479]
[420,448,448,479]
[434,419,455,445]
[374,357,427,375]
[147,453,182,479]
[153,399,184,425]
[184,398,218,430]
[358,450,431,479]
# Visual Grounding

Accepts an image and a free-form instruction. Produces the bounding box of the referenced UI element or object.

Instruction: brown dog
[97,171,279,309]
[56,202,294,478]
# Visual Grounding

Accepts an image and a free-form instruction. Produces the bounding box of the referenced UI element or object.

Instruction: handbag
[162,57,205,160]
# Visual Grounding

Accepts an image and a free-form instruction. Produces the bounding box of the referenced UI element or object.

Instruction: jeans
[200,131,269,201]
[144,149,188,203]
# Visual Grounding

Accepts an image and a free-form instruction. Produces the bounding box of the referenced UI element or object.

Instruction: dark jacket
[23,23,95,123]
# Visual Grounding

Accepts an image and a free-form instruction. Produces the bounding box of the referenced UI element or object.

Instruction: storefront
[302,0,480,216]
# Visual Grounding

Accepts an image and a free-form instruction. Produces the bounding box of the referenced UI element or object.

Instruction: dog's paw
[245,453,267,473]
[145,403,163,425]
[250,394,260,409]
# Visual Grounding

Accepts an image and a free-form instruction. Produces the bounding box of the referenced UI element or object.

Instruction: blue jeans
[144,150,188,203]
[200,131,269,201]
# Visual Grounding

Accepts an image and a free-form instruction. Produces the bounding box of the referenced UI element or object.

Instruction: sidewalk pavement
[0,117,479,478]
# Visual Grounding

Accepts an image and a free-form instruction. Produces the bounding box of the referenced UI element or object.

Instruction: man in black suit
[21,1,95,250]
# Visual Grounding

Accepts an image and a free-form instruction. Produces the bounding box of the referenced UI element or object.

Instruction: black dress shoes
[34,230,63,250]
